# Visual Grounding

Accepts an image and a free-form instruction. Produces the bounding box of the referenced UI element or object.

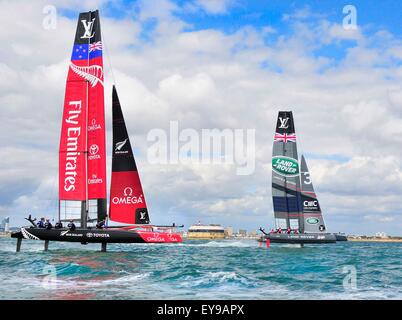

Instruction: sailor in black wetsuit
[55,221,63,229]
[37,217,45,228]
[68,220,76,231]
[96,220,105,229]
[44,219,53,230]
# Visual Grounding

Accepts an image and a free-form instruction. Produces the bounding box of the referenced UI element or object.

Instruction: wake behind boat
[11,10,182,252]
[259,111,344,245]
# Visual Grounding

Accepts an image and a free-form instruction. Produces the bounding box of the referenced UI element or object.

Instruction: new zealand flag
[71,42,102,61]
[71,44,89,61]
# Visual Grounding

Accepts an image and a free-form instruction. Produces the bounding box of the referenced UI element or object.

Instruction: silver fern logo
[115,138,128,154]
[70,62,103,87]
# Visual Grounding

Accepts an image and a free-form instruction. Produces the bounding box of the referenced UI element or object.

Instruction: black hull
[334,234,348,241]
[12,227,145,244]
[259,233,337,244]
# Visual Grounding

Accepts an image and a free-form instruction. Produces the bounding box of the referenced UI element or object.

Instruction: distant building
[224,226,233,238]
[375,232,388,238]
[238,229,247,237]
[249,230,257,237]
[1,217,9,232]
[187,223,225,239]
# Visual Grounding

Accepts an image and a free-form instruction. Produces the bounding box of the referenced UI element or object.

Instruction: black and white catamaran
[259,111,346,245]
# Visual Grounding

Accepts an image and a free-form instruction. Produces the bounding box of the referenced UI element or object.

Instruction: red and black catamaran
[12,10,182,251]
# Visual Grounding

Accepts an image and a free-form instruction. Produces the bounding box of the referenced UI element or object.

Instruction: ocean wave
[177,271,256,289]
[0,237,401,300]
[179,240,258,248]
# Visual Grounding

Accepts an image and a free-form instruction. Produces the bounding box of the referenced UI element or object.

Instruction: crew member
[277,227,282,234]
[286,227,291,234]
[37,217,45,228]
[96,220,105,229]
[55,221,63,229]
[68,220,76,231]
[44,219,53,230]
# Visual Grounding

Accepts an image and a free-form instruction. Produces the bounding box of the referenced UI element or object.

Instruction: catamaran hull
[11,227,182,244]
[260,233,337,244]
[334,234,348,241]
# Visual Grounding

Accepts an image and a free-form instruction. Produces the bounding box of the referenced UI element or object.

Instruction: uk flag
[89,41,102,59]
[274,132,297,143]
[89,41,102,53]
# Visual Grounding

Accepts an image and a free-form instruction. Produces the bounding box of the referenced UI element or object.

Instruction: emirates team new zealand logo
[115,139,128,154]
[70,63,104,87]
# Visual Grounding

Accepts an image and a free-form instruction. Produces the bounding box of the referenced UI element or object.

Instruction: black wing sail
[272,111,303,232]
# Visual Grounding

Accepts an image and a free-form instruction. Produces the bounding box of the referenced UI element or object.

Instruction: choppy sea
[0,237,400,300]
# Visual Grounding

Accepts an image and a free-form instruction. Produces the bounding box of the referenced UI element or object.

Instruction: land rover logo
[272,156,299,177]
[306,217,320,225]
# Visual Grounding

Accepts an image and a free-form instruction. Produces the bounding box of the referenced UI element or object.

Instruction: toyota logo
[89,144,99,155]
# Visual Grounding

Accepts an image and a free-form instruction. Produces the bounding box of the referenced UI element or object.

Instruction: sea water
[0,237,400,299]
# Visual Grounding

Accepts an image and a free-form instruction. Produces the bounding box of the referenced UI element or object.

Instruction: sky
[0,0,402,235]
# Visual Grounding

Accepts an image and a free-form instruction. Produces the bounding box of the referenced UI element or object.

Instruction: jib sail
[109,86,150,225]
[300,155,327,233]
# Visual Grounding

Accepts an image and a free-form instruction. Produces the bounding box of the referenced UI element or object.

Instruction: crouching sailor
[68,220,76,231]
[44,219,53,230]
[96,219,106,229]
[37,217,45,228]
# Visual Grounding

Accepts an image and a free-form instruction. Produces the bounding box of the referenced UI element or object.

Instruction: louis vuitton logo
[279,117,289,129]
[81,18,95,39]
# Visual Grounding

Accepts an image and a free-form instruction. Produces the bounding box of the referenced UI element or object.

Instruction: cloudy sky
[1,0,402,235]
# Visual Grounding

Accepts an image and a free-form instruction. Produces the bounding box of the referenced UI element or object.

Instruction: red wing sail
[109,86,150,224]
[59,12,92,200]
[59,10,107,221]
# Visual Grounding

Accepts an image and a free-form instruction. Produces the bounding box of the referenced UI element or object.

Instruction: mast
[282,136,290,229]
[59,10,106,227]
[87,11,107,224]
[109,86,150,225]
[272,111,302,231]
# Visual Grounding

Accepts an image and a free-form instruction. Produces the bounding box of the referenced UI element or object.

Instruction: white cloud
[364,215,396,223]
[138,0,179,20]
